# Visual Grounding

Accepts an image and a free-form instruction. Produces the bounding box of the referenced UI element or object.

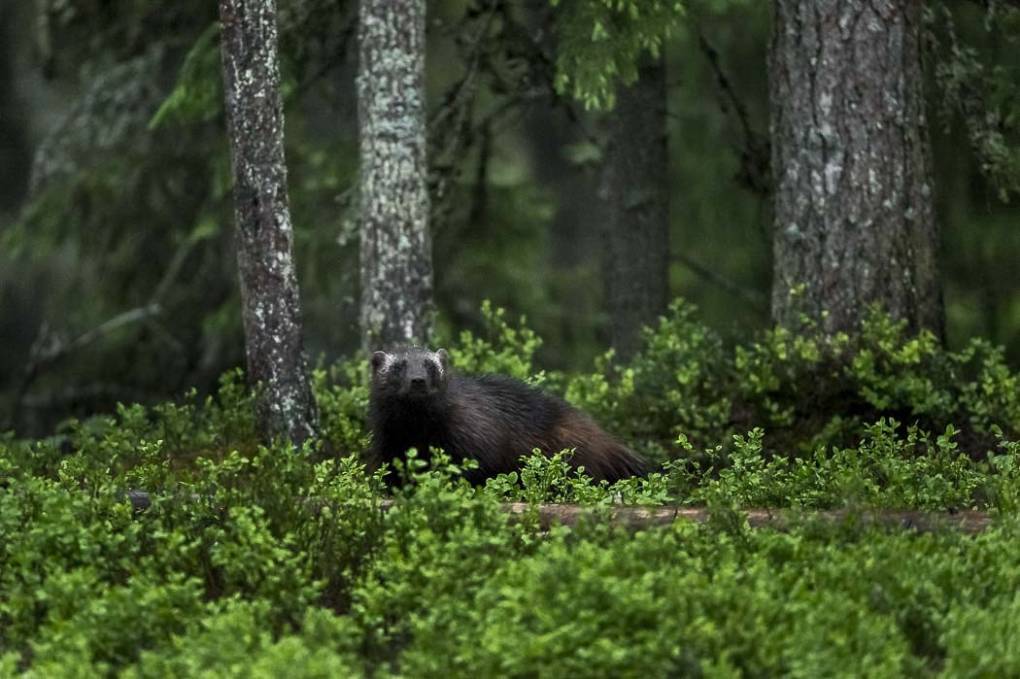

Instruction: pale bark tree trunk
[769,0,943,337]
[357,0,433,351]
[601,58,670,359]
[219,0,318,446]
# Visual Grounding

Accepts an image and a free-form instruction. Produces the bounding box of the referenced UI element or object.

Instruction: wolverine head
[371,347,450,399]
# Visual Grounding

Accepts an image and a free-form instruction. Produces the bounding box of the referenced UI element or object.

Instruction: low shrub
[2,299,1019,675]
[4,443,1020,676]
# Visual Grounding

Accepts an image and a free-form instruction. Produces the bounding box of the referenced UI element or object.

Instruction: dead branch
[696,29,771,198]
[121,491,994,534]
[672,253,768,312]
[504,504,994,534]
[9,303,162,429]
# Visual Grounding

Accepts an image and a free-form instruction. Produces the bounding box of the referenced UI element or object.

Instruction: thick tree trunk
[357,0,433,351]
[601,58,670,359]
[219,0,318,446]
[769,0,942,337]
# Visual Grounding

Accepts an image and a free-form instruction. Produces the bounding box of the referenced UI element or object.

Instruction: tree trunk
[357,0,434,351]
[769,0,942,337]
[219,0,318,446]
[0,2,30,214]
[601,57,670,359]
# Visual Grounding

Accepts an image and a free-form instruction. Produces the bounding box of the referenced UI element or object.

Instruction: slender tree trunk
[357,0,433,351]
[524,107,604,369]
[769,0,942,337]
[219,0,318,446]
[601,57,670,359]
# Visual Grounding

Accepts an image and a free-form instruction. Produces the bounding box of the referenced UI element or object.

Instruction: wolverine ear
[435,348,450,373]
[371,351,390,373]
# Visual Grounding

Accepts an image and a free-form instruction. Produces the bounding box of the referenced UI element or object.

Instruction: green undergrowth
[2,447,1020,677]
[2,300,1020,675]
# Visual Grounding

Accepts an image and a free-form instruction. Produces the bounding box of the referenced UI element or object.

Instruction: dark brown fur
[367,347,647,485]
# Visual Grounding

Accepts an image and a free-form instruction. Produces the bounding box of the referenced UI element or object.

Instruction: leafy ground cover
[2,302,1019,676]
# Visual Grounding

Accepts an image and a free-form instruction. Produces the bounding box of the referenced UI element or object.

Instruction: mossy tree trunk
[219,0,319,446]
[357,0,433,351]
[601,57,670,359]
[769,0,943,337]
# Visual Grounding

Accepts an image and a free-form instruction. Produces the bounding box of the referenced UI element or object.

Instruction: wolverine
[367,347,646,485]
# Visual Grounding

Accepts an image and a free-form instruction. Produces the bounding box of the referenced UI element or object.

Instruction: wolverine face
[371,347,450,399]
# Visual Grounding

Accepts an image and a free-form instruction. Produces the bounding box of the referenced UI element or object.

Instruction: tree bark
[769,0,943,337]
[357,0,434,351]
[601,57,670,359]
[219,0,318,446]
[0,1,30,213]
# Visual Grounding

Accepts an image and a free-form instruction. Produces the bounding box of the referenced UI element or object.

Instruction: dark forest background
[1,0,1018,437]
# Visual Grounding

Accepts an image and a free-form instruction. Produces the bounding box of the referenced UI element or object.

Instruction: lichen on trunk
[357,0,434,352]
[769,0,943,337]
[219,0,318,446]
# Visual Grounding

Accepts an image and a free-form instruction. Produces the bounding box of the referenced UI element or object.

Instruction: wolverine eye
[426,360,440,381]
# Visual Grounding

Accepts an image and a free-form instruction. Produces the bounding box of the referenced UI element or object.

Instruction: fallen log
[122,491,996,534]
[503,503,994,534]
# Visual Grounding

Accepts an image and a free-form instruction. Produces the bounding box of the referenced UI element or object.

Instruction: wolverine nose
[410,377,427,389]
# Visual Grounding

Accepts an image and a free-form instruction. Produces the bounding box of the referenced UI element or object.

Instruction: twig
[425,1,507,232]
[151,236,200,305]
[7,209,213,431]
[59,305,162,359]
[697,30,755,153]
[495,1,600,146]
[428,2,500,181]
[10,304,162,430]
[696,29,771,197]
[673,253,767,312]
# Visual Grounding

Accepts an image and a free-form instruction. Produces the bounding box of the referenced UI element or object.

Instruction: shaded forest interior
[1,0,1018,436]
[5,3,1020,675]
